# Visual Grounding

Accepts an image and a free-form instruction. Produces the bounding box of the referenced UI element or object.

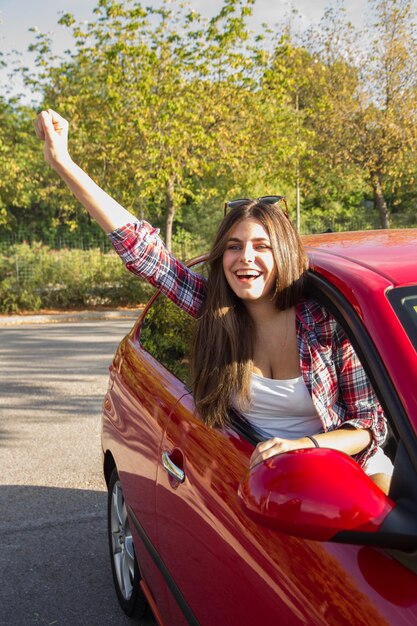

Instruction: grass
[0,242,153,314]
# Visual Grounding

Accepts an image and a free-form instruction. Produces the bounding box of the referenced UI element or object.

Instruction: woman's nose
[240,243,254,262]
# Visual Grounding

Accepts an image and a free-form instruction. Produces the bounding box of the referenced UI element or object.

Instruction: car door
[107,295,196,622]
[158,395,417,626]
[151,287,417,625]
[118,292,205,625]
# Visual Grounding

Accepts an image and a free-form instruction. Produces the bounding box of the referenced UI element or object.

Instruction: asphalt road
[0,318,157,626]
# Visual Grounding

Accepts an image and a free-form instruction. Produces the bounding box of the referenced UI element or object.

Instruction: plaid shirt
[109,220,387,467]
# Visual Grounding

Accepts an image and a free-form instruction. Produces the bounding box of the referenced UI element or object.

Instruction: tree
[6,0,416,241]
[304,0,417,229]
[0,97,48,234]
[359,0,417,227]
[256,37,330,229]
[26,0,261,250]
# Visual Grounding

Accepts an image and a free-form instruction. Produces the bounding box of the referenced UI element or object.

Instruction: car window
[139,295,196,386]
[387,286,417,351]
[138,261,207,386]
[138,267,400,465]
[308,278,399,464]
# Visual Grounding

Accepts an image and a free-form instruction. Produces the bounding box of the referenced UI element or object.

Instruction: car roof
[302,229,417,287]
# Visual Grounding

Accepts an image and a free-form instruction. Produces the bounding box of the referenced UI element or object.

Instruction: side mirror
[238,448,396,543]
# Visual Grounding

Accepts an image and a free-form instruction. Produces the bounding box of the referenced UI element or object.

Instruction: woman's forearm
[35,109,136,233]
[301,426,372,455]
[250,427,372,469]
[53,158,136,233]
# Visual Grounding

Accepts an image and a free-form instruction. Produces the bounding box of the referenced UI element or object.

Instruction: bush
[0,242,154,313]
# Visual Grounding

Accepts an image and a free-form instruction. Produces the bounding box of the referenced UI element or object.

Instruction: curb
[0,309,142,326]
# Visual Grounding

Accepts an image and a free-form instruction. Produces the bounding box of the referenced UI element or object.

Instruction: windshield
[387,286,417,351]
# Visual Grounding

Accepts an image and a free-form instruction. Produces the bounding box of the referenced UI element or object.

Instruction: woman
[35,109,393,493]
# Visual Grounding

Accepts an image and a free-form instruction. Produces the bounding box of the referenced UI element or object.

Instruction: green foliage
[0,242,153,313]
[0,99,44,228]
[25,0,263,249]
[301,0,417,228]
[140,295,195,384]
[0,0,416,312]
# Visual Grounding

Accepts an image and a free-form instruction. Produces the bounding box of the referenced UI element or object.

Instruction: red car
[102,229,417,626]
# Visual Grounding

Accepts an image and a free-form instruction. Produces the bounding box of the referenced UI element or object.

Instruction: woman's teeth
[235,270,261,281]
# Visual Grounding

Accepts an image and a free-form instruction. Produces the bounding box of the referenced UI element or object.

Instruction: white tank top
[240,372,322,439]
[240,373,394,478]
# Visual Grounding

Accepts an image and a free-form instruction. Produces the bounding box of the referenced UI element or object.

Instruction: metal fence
[0,234,116,286]
[1,214,416,286]
[0,233,113,254]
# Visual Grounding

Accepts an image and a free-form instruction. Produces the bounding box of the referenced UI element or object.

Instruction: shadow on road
[0,485,156,626]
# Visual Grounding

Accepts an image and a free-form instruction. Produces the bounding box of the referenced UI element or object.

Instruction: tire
[108,468,148,618]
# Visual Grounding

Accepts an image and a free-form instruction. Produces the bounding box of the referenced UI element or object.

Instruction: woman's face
[222,218,277,304]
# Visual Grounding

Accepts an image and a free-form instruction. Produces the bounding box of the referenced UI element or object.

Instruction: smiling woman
[192,198,308,432]
[222,219,277,303]
[35,108,393,496]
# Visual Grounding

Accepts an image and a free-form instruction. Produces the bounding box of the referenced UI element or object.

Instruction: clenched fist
[34,109,71,170]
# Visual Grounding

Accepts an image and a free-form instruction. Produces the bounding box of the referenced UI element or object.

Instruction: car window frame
[386,285,417,351]
[133,259,208,389]
[137,292,195,386]
[307,271,417,471]
[133,264,417,467]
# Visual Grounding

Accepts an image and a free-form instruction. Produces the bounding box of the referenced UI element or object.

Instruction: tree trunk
[164,178,175,251]
[371,170,390,229]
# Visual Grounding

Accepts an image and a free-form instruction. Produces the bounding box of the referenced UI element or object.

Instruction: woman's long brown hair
[191,199,309,427]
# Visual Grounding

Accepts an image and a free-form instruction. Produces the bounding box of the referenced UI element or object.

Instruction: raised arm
[35,109,207,316]
[34,109,135,233]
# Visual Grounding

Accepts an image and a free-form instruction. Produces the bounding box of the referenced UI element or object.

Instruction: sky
[0,0,367,102]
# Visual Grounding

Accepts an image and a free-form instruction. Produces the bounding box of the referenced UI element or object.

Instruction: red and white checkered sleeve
[108,220,206,318]
[333,324,388,449]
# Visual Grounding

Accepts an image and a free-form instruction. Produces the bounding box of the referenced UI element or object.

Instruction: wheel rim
[110,480,135,600]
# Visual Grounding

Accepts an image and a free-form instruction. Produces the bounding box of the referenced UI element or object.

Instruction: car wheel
[108,468,147,618]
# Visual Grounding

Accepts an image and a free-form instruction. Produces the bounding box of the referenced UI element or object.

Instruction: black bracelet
[306,435,320,448]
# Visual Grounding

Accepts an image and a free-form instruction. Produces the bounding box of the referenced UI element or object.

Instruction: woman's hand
[249,436,311,469]
[34,109,71,170]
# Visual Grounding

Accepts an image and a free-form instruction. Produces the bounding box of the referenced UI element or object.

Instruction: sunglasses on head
[224,195,288,217]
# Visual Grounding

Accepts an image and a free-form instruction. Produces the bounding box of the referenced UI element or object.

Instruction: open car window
[307,275,400,466]
[139,295,196,386]
[137,265,398,463]
[138,260,207,386]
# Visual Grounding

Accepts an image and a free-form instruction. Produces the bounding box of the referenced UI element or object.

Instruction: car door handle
[161,450,185,484]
